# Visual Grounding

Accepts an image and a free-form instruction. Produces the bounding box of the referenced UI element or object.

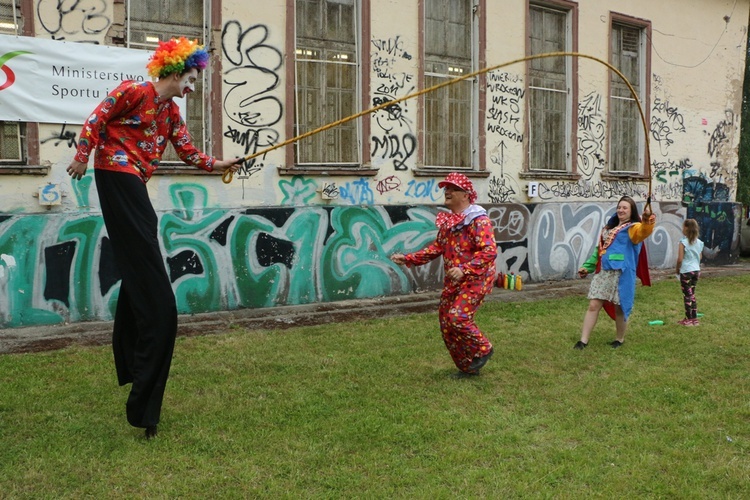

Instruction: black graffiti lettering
[487,105,521,131]
[41,124,78,148]
[488,175,517,203]
[322,183,339,199]
[373,97,404,122]
[486,82,525,99]
[225,126,278,156]
[652,97,686,132]
[487,123,524,143]
[372,56,397,79]
[370,37,417,170]
[372,134,416,171]
[224,126,279,177]
[706,112,734,158]
[652,157,694,173]
[538,180,647,200]
[375,74,413,96]
[650,117,674,156]
[487,71,521,84]
[371,36,404,56]
[221,21,283,178]
[37,0,111,40]
[577,92,606,180]
[486,72,524,145]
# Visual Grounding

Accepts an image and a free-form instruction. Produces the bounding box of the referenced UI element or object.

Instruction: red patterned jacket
[74,80,214,183]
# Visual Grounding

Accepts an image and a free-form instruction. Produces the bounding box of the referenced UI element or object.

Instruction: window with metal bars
[528,4,571,172]
[424,0,474,169]
[609,22,644,174]
[0,121,24,163]
[294,0,359,166]
[0,0,17,33]
[0,0,24,164]
[126,0,208,163]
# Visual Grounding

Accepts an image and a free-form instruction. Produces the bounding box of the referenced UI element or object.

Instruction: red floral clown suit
[404,209,497,372]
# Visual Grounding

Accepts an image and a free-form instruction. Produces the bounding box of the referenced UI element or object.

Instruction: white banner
[0,35,178,124]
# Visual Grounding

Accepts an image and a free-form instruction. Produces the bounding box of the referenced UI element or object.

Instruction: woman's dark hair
[605,196,641,229]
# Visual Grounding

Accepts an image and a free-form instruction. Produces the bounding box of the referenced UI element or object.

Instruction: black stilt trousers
[95,169,178,429]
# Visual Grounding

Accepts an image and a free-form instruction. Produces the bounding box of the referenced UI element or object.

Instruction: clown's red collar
[435,204,486,230]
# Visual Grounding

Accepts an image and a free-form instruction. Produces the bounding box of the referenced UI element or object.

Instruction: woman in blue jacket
[574,196,656,349]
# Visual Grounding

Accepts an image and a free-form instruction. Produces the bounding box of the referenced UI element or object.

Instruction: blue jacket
[581,219,655,321]
[600,224,642,320]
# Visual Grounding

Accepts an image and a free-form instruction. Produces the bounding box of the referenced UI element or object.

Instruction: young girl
[574,196,656,349]
[675,219,704,326]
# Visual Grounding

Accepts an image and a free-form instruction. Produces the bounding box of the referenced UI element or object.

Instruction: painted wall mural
[0,194,739,329]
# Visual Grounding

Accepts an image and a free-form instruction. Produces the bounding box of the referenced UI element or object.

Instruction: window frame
[606,13,651,179]
[422,0,476,170]
[522,0,579,179]
[414,0,487,179]
[282,0,375,176]
[0,0,41,173]
[0,0,19,34]
[0,122,25,164]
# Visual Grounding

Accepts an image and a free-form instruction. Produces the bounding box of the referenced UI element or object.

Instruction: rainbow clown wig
[146,37,209,79]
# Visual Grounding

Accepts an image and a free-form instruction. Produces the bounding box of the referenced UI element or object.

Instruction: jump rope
[221,51,653,213]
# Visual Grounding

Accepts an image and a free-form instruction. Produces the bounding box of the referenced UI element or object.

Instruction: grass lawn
[1,273,749,498]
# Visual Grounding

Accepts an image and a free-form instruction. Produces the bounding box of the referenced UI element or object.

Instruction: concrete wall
[0,0,747,328]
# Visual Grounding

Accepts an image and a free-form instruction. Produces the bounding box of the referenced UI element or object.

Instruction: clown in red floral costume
[391,173,497,376]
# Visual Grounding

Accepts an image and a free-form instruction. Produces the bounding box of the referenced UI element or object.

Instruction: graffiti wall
[370,35,417,172]
[0,198,739,328]
[221,21,284,180]
[1,1,747,330]
[649,73,738,206]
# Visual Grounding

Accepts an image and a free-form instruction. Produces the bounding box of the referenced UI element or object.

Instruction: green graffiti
[70,175,94,208]
[162,184,234,313]
[321,206,436,300]
[59,216,109,321]
[0,216,63,326]
[170,183,207,220]
[279,175,317,206]
[1,203,444,328]
[231,214,285,308]
[279,208,329,304]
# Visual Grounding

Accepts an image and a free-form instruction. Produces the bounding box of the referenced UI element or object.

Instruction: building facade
[0,0,747,328]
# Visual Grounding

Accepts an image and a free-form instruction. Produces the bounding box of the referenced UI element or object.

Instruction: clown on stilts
[66,38,241,439]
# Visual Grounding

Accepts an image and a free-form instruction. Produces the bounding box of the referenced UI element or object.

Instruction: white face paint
[179,69,198,97]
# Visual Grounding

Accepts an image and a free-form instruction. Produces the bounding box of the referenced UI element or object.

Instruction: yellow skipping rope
[222,51,653,210]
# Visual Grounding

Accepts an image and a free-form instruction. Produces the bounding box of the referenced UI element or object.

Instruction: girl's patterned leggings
[679,271,700,319]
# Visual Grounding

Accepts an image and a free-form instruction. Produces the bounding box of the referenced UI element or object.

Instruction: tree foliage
[737,26,750,205]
